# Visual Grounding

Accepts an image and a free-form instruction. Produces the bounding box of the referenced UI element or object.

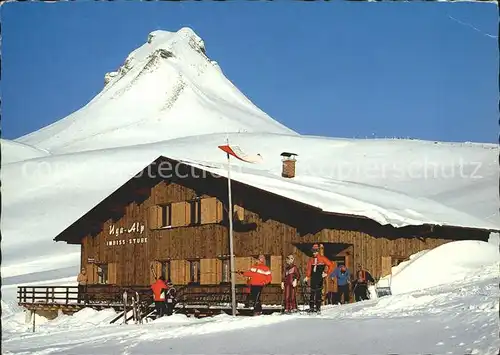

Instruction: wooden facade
[55,157,490,303]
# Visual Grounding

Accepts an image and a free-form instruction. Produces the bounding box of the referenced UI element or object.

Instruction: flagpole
[226,138,237,316]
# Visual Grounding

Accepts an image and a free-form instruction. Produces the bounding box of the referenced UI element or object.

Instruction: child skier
[165,280,176,316]
[303,244,334,313]
[281,254,300,313]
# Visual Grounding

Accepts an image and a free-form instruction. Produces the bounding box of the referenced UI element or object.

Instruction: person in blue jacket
[331,264,351,304]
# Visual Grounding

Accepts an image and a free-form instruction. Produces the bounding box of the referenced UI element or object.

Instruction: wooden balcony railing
[17,283,316,313]
[17,285,152,307]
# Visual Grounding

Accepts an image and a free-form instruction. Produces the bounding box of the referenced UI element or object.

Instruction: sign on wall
[109,222,145,236]
[106,237,148,247]
[107,221,147,247]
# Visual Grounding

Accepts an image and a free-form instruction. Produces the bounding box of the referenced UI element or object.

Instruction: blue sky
[1,2,498,143]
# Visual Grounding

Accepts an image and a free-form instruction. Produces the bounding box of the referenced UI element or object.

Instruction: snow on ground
[378,239,500,295]
[1,139,51,164]
[3,241,499,355]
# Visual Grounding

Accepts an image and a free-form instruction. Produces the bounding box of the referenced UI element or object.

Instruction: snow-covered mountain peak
[17,27,296,154]
[104,28,211,89]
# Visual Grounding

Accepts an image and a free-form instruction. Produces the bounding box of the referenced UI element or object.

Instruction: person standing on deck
[77,268,88,304]
[303,244,334,313]
[240,254,272,315]
[151,276,169,318]
[353,264,374,301]
[281,254,300,313]
[331,263,351,304]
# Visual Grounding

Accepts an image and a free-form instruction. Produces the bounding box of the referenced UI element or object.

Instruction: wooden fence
[17,285,151,308]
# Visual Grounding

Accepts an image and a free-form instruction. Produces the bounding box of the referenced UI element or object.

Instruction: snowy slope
[377,240,500,295]
[3,241,499,355]
[15,28,296,153]
[1,139,51,164]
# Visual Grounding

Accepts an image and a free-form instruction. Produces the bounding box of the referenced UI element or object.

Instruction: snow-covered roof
[3,133,499,277]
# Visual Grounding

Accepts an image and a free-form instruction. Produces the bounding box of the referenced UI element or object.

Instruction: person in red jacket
[304,244,334,313]
[151,276,169,318]
[240,254,272,315]
[281,254,300,313]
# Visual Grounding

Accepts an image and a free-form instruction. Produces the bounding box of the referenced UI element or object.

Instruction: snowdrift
[379,240,500,295]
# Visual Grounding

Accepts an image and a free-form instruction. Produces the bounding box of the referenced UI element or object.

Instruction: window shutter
[381,256,392,277]
[169,201,190,227]
[171,202,184,227]
[170,260,181,285]
[171,260,190,285]
[215,259,223,284]
[184,202,191,226]
[216,200,224,223]
[200,258,218,285]
[271,256,282,284]
[108,263,118,285]
[234,257,254,284]
[234,205,244,221]
[148,205,162,229]
[185,260,192,283]
[200,197,219,224]
[86,264,97,284]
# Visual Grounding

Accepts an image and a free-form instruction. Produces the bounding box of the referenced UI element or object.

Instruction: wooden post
[123,291,128,324]
[135,291,142,324]
[131,295,137,323]
[32,309,35,333]
[224,139,237,316]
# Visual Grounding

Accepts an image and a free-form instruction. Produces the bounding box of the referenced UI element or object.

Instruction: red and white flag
[218,144,263,164]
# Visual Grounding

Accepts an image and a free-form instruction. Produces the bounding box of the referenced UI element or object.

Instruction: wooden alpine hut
[17,146,496,318]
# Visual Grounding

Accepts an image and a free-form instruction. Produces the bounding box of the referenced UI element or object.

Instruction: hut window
[252,254,271,267]
[392,257,407,267]
[189,260,201,284]
[97,264,108,284]
[161,261,171,282]
[221,258,230,283]
[265,255,271,267]
[189,199,201,226]
[161,204,172,227]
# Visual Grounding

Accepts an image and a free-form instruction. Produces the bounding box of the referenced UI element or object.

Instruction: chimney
[280,152,298,178]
